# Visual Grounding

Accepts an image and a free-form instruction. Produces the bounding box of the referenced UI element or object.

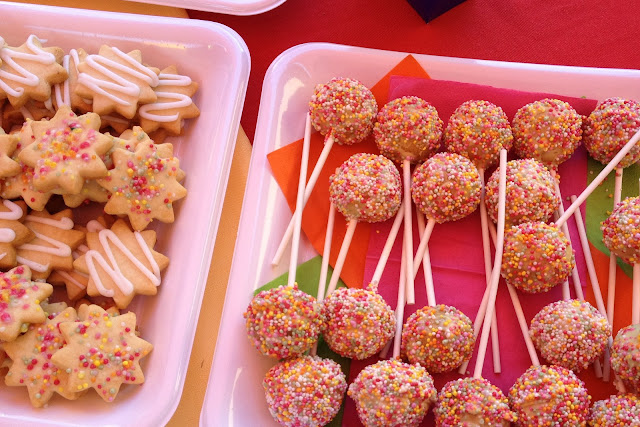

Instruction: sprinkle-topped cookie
[309,77,377,145]
[0,130,21,178]
[320,283,395,360]
[348,358,436,427]
[401,304,475,373]
[51,304,153,402]
[411,152,482,223]
[509,365,591,426]
[263,355,346,427]
[501,222,575,293]
[444,100,513,170]
[583,97,640,168]
[589,394,640,426]
[434,377,516,427]
[244,284,323,359]
[98,141,187,230]
[512,98,583,166]
[610,323,640,393]
[3,307,81,407]
[601,196,640,264]
[529,299,610,371]
[329,153,401,223]
[374,96,443,164]
[0,265,53,342]
[19,105,114,194]
[485,159,559,226]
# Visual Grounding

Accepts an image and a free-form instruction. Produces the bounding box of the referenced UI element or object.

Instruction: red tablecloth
[189,0,640,142]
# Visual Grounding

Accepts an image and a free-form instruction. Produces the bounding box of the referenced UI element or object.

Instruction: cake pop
[263,355,347,427]
[485,159,558,225]
[244,284,323,359]
[320,283,395,360]
[529,299,610,371]
[601,196,640,265]
[589,394,640,426]
[401,304,475,373]
[611,323,640,392]
[348,358,436,427]
[509,365,591,426]
[434,377,516,427]
[501,222,575,293]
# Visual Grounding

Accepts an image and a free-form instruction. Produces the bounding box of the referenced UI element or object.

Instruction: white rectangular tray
[126,0,286,15]
[0,2,250,426]
[200,42,640,426]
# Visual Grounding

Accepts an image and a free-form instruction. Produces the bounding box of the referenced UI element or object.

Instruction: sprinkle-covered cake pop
[263,355,347,427]
[501,222,575,293]
[444,100,513,170]
[373,96,443,164]
[329,153,402,223]
[411,152,482,223]
[434,377,517,427]
[401,304,475,373]
[589,394,640,426]
[320,283,395,360]
[309,77,378,145]
[509,365,591,426]
[348,358,436,427]
[244,284,323,359]
[601,196,640,264]
[485,159,559,226]
[611,323,640,392]
[512,98,583,165]
[529,299,610,371]
[583,97,640,168]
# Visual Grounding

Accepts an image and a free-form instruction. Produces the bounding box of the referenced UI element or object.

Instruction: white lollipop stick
[412,217,435,278]
[317,203,336,302]
[272,132,335,266]
[371,207,405,285]
[474,149,508,379]
[607,168,623,325]
[393,239,407,359]
[556,129,640,227]
[554,181,584,300]
[287,113,312,288]
[403,160,415,305]
[326,219,357,295]
[415,210,436,307]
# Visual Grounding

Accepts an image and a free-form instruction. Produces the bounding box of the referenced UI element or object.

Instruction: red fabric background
[189,0,640,142]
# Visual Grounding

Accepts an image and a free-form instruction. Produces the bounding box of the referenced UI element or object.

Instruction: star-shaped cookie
[0,35,67,108]
[73,219,169,309]
[98,142,187,230]
[0,199,35,269]
[0,130,21,178]
[0,265,53,342]
[18,105,114,194]
[3,307,81,407]
[51,304,153,402]
[16,209,85,280]
[138,65,200,135]
[52,48,92,113]
[76,45,159,119]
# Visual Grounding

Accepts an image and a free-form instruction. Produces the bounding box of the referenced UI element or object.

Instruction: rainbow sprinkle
[444,99,513,169]
[329,153,402,223]
[374,96,443,164]
[348,358,436,427]
[601,196,640,264]
[512,98,582,166]
[530,299,610,371]
[501,222,575,293]
[611,323,640,393]
[411,152,482,223]
[263,355,346,427]
[509,365,591,426]
[320,283,395,360]
[589,394,640,426]
[309,77,377,146]
[401,304,475,373]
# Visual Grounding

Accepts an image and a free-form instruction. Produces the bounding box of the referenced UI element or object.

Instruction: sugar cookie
[0,199,34,269]
[52,48,92,113]
[0,129,21,178]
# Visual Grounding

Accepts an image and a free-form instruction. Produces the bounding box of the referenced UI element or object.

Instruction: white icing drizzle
[0,35,57,98]
[138,92,192,122]
[157,73,191,87]
[77,47,159,106]
[0,200,23,220]
[25,215,73,230]
[86,220,105,233]
[16,256,49,272]
[57,270,89,290]
[19,231,71,256]
[0,253,5,262]
[0,228,16,243]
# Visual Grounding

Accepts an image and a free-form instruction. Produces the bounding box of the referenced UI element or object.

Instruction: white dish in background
[126,0,286,15]
[200,42,640,426]
[0,2,249,426]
